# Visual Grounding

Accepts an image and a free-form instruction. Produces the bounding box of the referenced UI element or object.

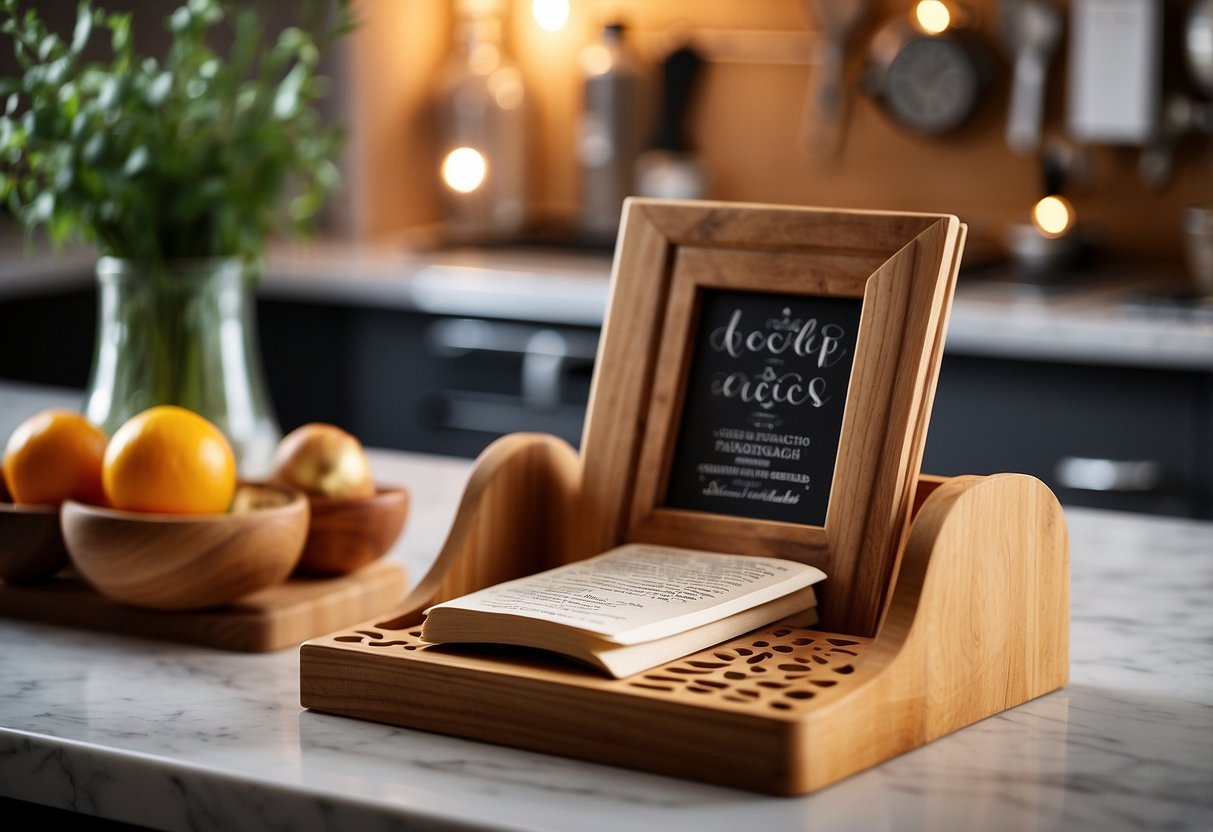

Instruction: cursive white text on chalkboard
[711,368,829,409]
[709,308,849,368]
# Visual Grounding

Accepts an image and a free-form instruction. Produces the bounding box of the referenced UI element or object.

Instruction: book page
[424,544,826,645]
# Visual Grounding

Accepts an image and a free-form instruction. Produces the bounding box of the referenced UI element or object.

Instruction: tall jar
[82,256,281,477]
[577,21,642,243]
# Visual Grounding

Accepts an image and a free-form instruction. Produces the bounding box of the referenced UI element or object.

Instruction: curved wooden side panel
[376,433,582,627]
[793,473,1070,793]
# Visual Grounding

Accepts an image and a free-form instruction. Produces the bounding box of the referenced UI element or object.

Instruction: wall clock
[862,15,996,135]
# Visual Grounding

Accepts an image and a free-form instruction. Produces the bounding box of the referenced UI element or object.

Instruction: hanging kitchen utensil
[1137,0,1213,189]
[999,0,1062,155]
[578,21,643,242]
[861,7,997,136]
[1066,0,1161,145]
[635,40,707,200]
[1186,0,1213,96]
[800,0,870,157]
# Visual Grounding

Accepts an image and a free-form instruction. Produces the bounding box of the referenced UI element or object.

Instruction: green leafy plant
[0,0,354,270]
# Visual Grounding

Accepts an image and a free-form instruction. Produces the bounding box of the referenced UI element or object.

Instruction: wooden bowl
[0,501,71,584]
[295,485,410,576]
[61,482,309,611]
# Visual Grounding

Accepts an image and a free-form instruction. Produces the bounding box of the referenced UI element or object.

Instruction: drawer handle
[1054,457,1164,493]
[426,319,598,412]
[426,318,598,362]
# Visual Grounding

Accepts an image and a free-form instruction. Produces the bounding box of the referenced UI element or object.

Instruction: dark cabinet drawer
[352,312,597,458]
[923,356,1213,519]
[259,302,598,460]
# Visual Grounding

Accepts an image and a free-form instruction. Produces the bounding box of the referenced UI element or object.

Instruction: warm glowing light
[580,42,612,76]
[441,147,487,193]
[1032,195,1075,238]
[915,0,952,34]
[469,42,500,75]
[532,0,569,32]
[489,66,525,109]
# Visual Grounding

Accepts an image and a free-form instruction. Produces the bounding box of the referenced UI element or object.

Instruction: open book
[420,543,827,679]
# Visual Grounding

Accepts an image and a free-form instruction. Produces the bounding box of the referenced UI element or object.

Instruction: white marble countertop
[1,382,1211,831]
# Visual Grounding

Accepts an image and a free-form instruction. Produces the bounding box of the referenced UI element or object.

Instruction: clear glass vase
[82,256,281,477]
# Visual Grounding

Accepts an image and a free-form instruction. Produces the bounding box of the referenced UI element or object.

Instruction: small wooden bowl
[0,501,71,584]
[62,482,310,611]
[295,485,410,577]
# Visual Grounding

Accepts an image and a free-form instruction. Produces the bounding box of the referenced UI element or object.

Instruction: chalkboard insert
[664,289,863,526]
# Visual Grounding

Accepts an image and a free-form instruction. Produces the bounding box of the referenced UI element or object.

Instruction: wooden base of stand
[300,434,1069,795]
[1,560,407,653]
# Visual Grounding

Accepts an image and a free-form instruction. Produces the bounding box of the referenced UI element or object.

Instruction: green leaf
[123,145,148,176]
[53,162,72,191]
[28,190,53,222]
[108,13,130,54]
[30,105,64,139]
[70,3,92,55]
[146,71,172,106]
[44,55,70,87]
[82,131,105,163]
[272,63,306,120]
[97,76,120,109]
[37,32,59,62]
[169,7,191,33]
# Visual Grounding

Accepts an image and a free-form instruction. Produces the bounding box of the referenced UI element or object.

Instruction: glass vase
[82,256,281,477]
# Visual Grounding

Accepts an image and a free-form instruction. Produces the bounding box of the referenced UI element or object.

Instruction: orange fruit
[102,405,237,515]
[2,408,108,506]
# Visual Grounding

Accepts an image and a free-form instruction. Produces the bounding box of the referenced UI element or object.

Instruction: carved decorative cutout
[331,622,872,714]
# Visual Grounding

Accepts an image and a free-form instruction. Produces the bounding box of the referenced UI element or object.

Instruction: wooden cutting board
[0,560,407,652]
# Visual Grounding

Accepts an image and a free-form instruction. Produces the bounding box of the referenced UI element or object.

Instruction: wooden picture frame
[577,200,966,636]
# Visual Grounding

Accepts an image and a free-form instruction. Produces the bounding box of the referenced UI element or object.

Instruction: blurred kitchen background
[1,0,1211,518]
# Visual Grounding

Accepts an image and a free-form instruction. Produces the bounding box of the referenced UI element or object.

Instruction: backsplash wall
[346,0,1212,272]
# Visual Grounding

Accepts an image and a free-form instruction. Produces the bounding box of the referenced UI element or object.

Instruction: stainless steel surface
[1055,456,1164,493]
[1004,219,1088,272]
[1183,204,1213,296]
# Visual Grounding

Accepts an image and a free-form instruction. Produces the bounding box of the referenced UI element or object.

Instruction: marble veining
[1,386,1212,830]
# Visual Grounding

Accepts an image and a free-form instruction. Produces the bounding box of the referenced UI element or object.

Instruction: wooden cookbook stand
[299,201,1069,795]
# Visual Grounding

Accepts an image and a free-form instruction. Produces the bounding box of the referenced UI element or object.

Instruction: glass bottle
[435,0,530,243]
[577,21,642,244]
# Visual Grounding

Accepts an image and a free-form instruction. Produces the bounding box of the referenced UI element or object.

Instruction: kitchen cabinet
[924,355,1213,518]
[0,283,95,390]
[257,301,598,460]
